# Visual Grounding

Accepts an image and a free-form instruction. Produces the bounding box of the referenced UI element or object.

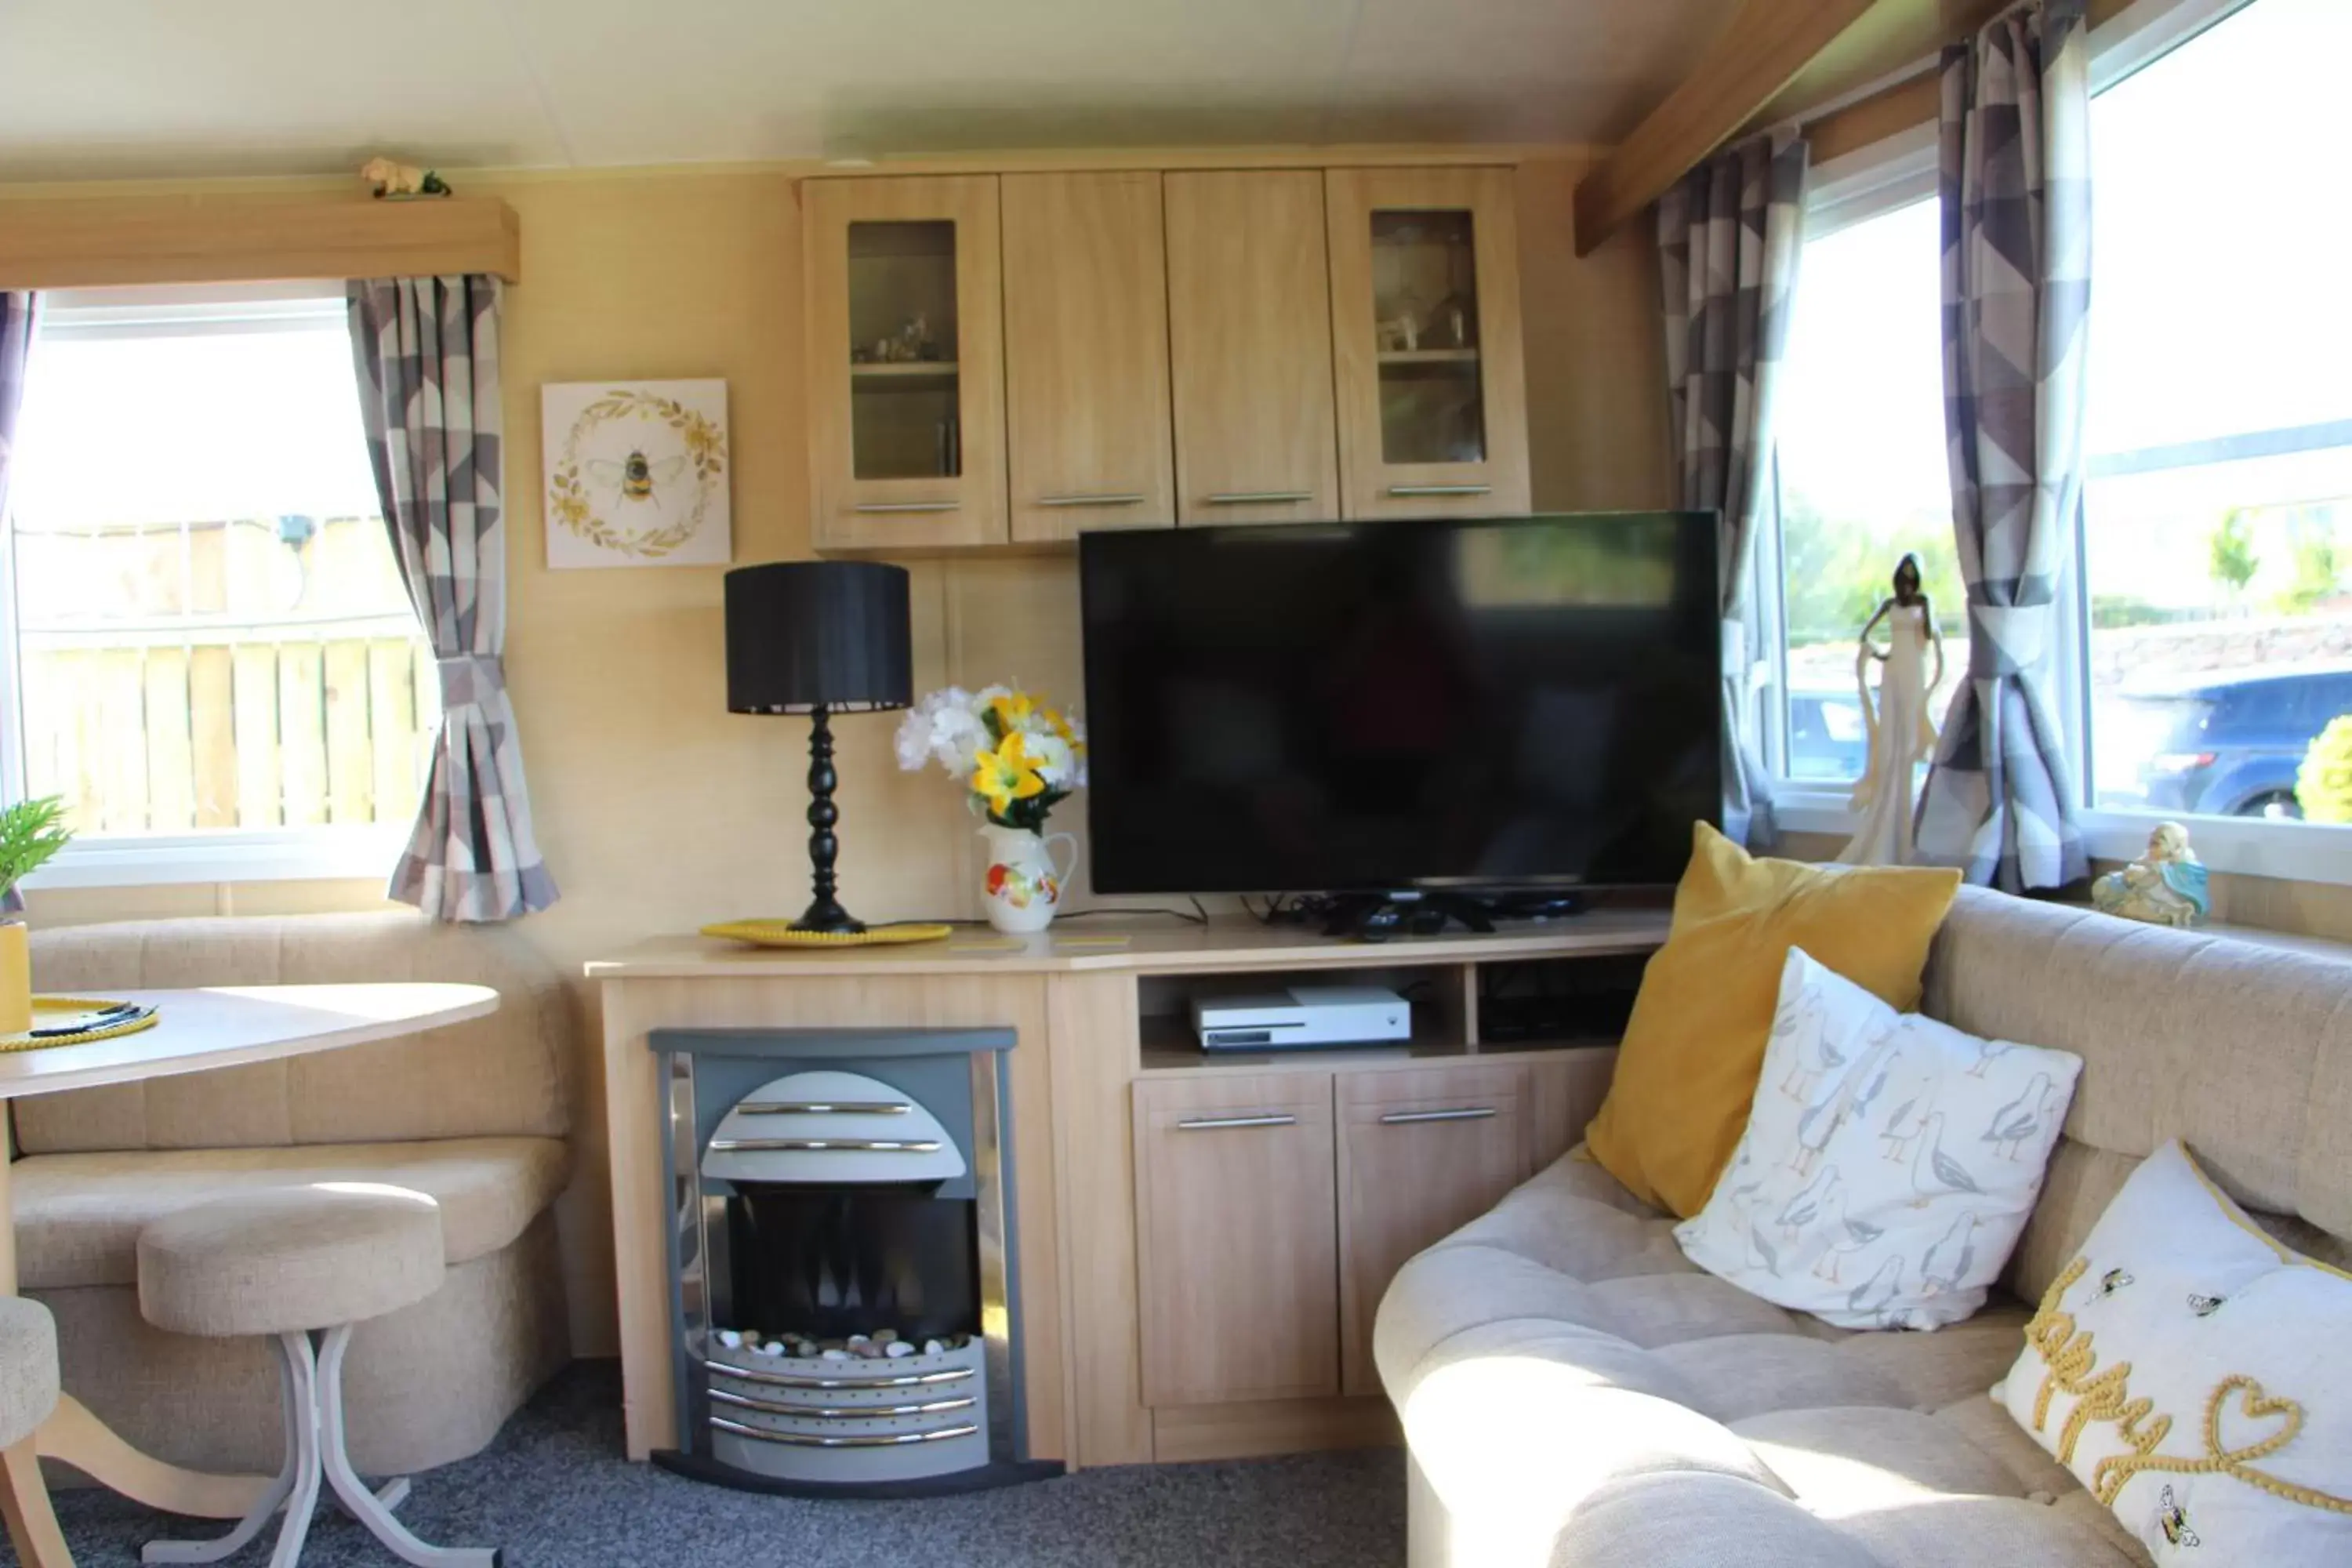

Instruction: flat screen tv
[1078,512,1720,897]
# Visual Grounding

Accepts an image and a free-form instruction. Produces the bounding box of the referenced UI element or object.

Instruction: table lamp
[725,561,913,932]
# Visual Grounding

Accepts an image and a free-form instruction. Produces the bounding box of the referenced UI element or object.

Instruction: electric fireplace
[648,1025,1058,1495]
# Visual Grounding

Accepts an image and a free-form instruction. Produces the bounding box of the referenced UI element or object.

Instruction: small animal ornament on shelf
[2092,821,2211,927]
[358,157,452,200]
[1838,554,1944,866]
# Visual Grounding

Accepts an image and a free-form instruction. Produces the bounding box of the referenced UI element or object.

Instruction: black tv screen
[1079,513,1721,896]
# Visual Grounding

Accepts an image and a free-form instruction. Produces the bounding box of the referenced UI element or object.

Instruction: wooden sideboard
[589,911,1664,1468]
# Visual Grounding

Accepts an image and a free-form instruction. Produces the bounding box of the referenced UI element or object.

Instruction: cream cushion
[1998,1140,2352,1564]
[1675,948,2080,1329]
[138,1186,446,1338]
[9,1136,568,1291]
[0,1297,60,1450]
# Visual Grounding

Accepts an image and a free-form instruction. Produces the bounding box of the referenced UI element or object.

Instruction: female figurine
[1838,554,1945,866]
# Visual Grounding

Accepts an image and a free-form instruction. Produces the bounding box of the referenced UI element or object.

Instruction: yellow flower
[988,691,1036,738]
[972,732,1047,813]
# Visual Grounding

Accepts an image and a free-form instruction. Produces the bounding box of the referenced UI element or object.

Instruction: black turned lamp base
[793,704,867,934]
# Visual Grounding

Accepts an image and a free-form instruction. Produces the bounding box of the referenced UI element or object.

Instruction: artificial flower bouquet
[894,684,1088,830]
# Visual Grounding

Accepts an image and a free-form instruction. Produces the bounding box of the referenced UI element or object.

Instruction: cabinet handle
[1204,491,1313,506]
[854,501,960,514]
[1377,1107,1498,1125]
[1174,1113,1298,1131]
[1387,484,1492,498]
[736,1101,909,1116]
[710,1415,979,1449]
[1037,492,1146,508]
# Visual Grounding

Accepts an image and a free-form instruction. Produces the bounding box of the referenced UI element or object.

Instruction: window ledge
[23,828,405,891]
[1766,787,2352,887]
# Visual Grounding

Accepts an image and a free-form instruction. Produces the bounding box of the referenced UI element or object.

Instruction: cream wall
[20,151,1675,1356]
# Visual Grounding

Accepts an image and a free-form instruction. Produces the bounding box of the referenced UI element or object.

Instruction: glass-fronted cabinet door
[805,176,1007,549]
[1324,167,1530,521]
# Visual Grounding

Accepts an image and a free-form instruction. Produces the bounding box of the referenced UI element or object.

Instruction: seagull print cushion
[1995,1140,2352,1565]
[1674,947,2081,1330]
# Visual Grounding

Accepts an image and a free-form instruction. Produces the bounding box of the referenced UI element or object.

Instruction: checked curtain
[350,276,558,921]
[1660,131,1810,850]
[1912,0,2094,890]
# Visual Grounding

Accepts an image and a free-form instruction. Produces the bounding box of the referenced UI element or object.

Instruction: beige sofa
[16,913,576,1478]
[1377,885,2352,1568]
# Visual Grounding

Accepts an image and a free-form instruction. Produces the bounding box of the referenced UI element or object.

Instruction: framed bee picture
[543,378,731,568]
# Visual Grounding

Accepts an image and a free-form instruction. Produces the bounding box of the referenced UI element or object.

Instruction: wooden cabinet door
[1163,171,1341,528]
[1324,166,1530,521]
[1132,1072,1338,1406]
[1336,1062,1529,1396]
[1526,1047,1617,1173]
[1002,172,1176,545]
[804,176,1007,550]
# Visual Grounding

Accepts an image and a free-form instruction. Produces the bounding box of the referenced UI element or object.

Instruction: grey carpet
[27,1362,1406,1567]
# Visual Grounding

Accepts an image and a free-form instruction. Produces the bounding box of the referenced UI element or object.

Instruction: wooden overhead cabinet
[1324,166,1530,521]
[1001,172,1178,545]
[804,176,1008,549]
[1163,171,1342,528]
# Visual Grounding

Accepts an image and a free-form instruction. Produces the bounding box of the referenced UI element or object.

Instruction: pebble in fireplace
[651,1025,1058,1497]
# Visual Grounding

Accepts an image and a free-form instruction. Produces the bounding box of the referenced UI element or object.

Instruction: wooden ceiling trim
[0,195,520,289]
[1570,0,1878,257]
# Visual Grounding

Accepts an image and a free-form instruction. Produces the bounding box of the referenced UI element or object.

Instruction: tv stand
[1320,890,1588,942]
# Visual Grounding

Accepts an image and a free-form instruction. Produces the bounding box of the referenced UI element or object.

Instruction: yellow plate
[1,995,162,1053]
[699,920,955,949]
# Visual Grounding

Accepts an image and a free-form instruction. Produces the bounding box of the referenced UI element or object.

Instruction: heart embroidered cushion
[1996,1140,2352,1565]
[1674,946,2081,1330]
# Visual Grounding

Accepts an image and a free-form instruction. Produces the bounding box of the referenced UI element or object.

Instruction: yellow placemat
[2,996,160,1052]
[699,920,954,949]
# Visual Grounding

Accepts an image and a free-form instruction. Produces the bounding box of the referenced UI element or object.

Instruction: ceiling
[0,0,1743,183]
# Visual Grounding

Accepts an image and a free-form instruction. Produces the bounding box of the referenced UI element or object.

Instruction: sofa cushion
[1585,823,1961,1217]
[20,913,575,1153]
[1377,1149,2154,1568]
[9,1136,570,1290]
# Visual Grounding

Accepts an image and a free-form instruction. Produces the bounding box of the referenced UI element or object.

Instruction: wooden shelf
[1376,348,1479,365]
[852,361,960,379]
[1136,1012,1617,1076]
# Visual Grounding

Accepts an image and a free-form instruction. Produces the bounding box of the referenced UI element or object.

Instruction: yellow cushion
[1584,822,1962,1217]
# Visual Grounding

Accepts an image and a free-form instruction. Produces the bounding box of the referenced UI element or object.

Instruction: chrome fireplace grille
[648,1026,1057,1496]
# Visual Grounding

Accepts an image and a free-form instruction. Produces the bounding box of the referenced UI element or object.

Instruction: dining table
[0,982,498,1563]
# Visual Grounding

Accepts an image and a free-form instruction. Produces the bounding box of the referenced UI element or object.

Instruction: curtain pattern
[0,295,35,916]
[1659,132,1810,849]
[1913,0,2092,890]
[349,276,558,921]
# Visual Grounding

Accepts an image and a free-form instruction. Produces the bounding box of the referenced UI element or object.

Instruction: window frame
[1765,0,2352,884]
[3,281,419,892]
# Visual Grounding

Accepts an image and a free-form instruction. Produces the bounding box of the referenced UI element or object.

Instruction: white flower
[1026,732,1076,788]
[895,687,986,780]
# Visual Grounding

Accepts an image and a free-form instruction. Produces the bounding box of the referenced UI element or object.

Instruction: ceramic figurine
[1838,554,1945,866]
[2092,822,2210,927]
[358,158,452,199]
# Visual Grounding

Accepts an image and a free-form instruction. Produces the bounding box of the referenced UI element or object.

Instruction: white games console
[1190,985,1412,1052]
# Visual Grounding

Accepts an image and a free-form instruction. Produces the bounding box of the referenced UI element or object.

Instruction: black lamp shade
[725,561,913,714]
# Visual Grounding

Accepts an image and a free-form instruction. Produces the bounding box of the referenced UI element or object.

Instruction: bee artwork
[543,379,731,568]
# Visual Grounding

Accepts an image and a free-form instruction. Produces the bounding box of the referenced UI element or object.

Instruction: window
[1768,196,1962,786]
[2081,0,2352,822]
[1766,0,2352,874]
[5,286,433,880]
